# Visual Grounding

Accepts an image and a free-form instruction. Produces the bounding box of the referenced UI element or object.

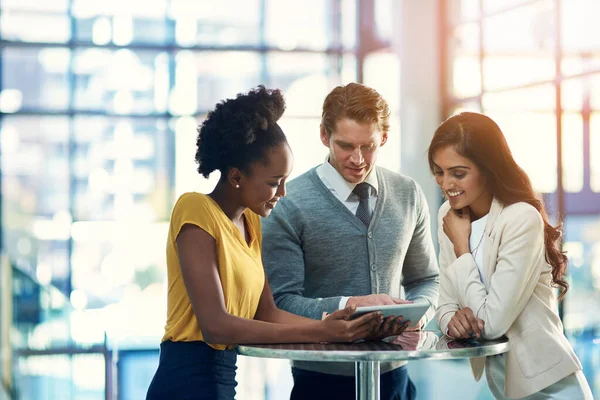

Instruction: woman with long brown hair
[429,112,592,399]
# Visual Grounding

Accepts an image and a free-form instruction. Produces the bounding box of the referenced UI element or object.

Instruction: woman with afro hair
[146,86,383,399]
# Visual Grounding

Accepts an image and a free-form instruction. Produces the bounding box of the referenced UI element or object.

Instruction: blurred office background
[0,0,599,399]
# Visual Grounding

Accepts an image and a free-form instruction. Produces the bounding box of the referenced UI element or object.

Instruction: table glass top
[236,331,509,362]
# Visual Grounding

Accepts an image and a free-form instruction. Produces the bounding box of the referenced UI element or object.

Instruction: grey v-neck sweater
[262,166,439,375]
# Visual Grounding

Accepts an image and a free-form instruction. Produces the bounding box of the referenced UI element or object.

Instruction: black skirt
[146,340,238,400]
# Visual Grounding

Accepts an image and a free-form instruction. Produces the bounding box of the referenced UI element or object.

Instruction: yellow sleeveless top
[161,192,265,350]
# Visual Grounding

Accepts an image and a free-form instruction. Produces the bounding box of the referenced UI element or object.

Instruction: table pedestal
[355,360,380,400]
[236,332,509,400]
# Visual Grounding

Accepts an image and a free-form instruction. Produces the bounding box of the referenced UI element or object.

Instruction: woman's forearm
[203,313,325,345]
[258,307,318,324]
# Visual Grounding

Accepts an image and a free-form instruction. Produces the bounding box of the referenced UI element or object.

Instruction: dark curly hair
[195,85,287,178]
[428,112,569,300]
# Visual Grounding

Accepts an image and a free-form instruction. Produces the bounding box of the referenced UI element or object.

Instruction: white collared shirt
[316,159,379,215]
[316,158,379,309]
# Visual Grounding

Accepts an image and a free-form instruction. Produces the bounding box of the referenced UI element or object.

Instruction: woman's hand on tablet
[320,305,383,343]
[364,316,410,341]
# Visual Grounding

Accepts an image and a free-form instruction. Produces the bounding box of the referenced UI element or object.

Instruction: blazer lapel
[482,198,504,287]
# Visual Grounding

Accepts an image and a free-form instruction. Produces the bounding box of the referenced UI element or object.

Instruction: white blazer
[435,199,581,399]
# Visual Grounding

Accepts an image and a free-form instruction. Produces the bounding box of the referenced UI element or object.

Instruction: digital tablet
[350,302,430,327]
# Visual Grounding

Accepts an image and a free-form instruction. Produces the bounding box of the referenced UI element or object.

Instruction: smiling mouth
[266,200,278,208]
[447,190,464,197]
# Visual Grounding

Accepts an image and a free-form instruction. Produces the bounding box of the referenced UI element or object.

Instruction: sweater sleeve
[262,199,343,320]
[401,182,440,325]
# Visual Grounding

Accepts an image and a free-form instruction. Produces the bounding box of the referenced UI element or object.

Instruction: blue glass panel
[1,0,69,12]
[0,12,70,43]
[265,0,331,50]
[170,0,260,46]
[73,49,170,114]
[72,117,173,221]
[72,0,169,45]
[1,47,70,111]
[171,51,261,114]
[1,116,70,278]
[266,53,339,117]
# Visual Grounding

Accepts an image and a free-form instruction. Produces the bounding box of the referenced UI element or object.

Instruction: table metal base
[236,332,509,400]
[355,361,380,400]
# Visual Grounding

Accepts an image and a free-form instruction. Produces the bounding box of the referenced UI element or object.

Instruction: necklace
[471,229,486,258]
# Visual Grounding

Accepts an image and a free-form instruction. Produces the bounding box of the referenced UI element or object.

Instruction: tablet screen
[350,302,430,327]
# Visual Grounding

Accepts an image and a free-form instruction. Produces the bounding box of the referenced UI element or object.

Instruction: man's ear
[227,167,243,189]
[320,124,331,148]
[380,131,388,147]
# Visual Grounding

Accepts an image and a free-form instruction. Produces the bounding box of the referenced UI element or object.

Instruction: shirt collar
[320,157,378,201]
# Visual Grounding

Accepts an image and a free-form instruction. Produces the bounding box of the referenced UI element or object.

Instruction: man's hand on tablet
[346,294,413,308]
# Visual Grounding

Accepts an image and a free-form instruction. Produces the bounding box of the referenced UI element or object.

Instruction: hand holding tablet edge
[350,302,430,328]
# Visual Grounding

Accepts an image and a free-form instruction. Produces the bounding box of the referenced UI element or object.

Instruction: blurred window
[2,47,70,111]
[591,114,600,193]
[364,52,401,173]
[170,0,260,46]
[73,49,169,114]
[561,0,600,53]
[187,51,261,114]
[485,110,557,193]
[72,117,173,221]
[265,0,330,50]
[267,53,337,117]
[446,1,600,395]
[1,12,70,43]
[0,2,392,398]
[341,0,357,49]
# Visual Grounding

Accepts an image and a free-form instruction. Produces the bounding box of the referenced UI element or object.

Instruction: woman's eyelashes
[434,169,466,179]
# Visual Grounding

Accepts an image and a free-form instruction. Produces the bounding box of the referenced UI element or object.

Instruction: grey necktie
[353,182,372,227]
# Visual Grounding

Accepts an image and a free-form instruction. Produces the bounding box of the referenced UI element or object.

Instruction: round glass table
[236,330,509,400]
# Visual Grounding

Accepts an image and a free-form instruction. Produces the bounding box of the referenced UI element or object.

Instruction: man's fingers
[343,304,357,317]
